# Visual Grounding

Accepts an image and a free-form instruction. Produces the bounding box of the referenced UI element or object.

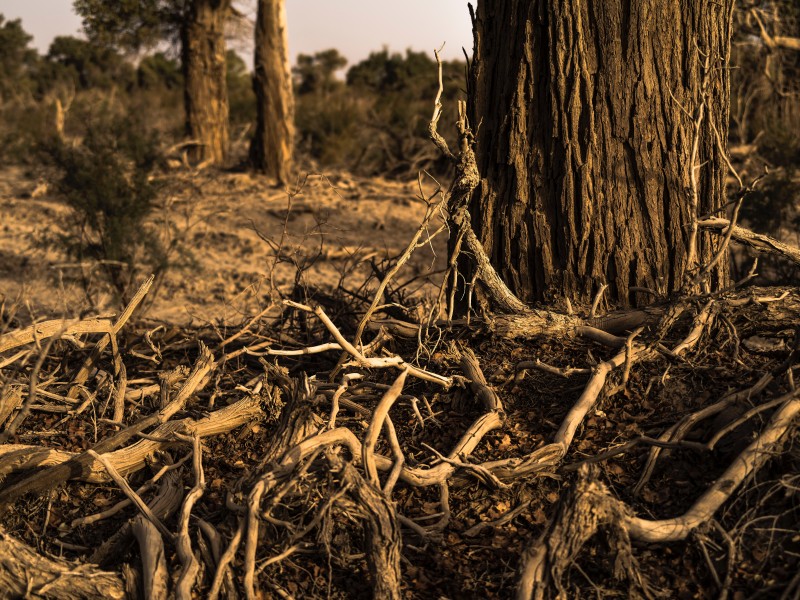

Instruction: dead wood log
[0,276,152,356]
[0,344,215,507]
[0,317,114,354]
[0,525,127,599]
[0,391,261,486]
[0,387,22,428]
[132,515,169,600]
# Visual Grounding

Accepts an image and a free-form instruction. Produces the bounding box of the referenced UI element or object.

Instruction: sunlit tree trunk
[250,0,295,184]
[467,0,733,307]
[182,0,231,165]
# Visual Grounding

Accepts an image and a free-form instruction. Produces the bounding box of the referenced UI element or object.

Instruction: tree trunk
[250,0,295,184]
[467,1,733,307]
[182,0,231,166]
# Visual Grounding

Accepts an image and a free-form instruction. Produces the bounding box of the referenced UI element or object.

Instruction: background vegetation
[0,14,465,178]
[0,4,798,286]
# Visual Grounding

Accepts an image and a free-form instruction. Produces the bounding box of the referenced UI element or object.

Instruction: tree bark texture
[468,0,733,307]
[0,526,126,599]
[250,0,295,184]
[182,0,231,165]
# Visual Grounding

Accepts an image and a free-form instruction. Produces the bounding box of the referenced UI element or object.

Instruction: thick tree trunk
[250,0,295,184]
[468,1,733,307]
[182,0,231,166]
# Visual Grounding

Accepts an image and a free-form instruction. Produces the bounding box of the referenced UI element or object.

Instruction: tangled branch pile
[1,243,799,599]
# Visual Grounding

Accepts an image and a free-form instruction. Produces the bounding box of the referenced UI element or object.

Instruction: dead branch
[0,393,263,484]
[208,518,243,600]
[284,299,452,387]
[519,384,800,598]
[363,369,408,487]
[91,467,184,567]
[0,317,114,354]
[66,275,154,400]
[627,386,800,542]
[749,8,800,52]
[0,344,215,506]
[175,433,205,600]
[699,217,800,265]
[132,515,169,600]
[88,449,174,542]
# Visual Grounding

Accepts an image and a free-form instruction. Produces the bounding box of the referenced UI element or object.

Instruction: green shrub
[295,91,363,168]
[227,50,256,129]
[294,48,466,179]
[0,99,55,163]
[44,113,167,304]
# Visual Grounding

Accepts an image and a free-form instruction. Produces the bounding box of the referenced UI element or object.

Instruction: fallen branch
[0,393,263,484]
[0,525,127,599]
[699,217,800,266]
[518,385,800,598]
[627,386,800,542]
[132,515,169,600]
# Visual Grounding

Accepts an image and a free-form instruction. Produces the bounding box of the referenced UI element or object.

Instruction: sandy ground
[0,166,448,325]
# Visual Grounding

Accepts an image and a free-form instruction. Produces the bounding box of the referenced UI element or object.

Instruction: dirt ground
[0,166,447,325]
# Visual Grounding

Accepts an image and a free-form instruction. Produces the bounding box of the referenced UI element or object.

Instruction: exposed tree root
[517,466,646,600]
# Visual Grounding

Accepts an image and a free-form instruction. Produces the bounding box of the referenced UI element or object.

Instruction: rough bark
[182,0,231,166]
[468,0,734,307]
[341,464,403,600]
[0,526,126,599]
[250,0,295,184]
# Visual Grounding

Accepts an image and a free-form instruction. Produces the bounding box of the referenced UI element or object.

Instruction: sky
[0,1,474,67]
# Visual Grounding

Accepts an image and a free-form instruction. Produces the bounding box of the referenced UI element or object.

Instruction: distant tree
[181,0,232,165]
[74,0,233,165]
[346,49,435,96]
[250,0,294,184]
[293,48,347,96]
[0,15,39,100]
[137,51,182,90]
[47,36,134,90]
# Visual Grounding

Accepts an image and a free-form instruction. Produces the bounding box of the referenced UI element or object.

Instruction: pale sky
[0,1,473,67]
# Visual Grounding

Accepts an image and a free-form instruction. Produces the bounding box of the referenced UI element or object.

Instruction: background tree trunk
[467,0,733,307]
[182,0,231,166]
[250,0,295,184]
